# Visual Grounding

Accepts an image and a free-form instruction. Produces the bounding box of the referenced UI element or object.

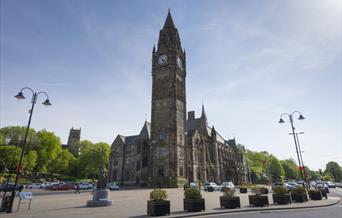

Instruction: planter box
[309,191,322,200]
[248,195,269,207]
[220,196,240,209]
[272,194,292,205]
[290,193,308,203]
[239,187,247,193]
[183,199,205,212]
[147,200,170,216]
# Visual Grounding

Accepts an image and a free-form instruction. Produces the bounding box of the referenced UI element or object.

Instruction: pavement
[0,188,340,218]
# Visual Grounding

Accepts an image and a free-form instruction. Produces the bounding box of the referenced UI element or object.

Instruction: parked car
[326,182,336,188]
[0,183,20,192]
[107,182,119,191]
[335,182,342,188]
[204,182,220,191]
[220,181,235,191]
[284,182,300,191]
[27,183,43,189]
[48,183,74,191]
[315,183,329,193]
[272,181,285,190]
[79,183,93,189]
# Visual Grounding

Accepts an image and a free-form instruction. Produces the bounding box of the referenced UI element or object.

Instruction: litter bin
[0,194,12,213]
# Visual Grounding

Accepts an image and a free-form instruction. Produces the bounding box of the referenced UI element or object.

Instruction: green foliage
[280,159,299,180]
[184,188,202,200]
[323,175,333,181]
[324,161,342,182]
[0,146,21,171]
[49,149,75,174]
[74,141,110,178]
[149,189,168,201]
[269,156,285,180]
[0,126,37,150]
[308,189,319,195]
[222,187,235,197]
[36,130,62,172]
[291,186,305,194]
[273,186,288,195]
[23,150,37,172]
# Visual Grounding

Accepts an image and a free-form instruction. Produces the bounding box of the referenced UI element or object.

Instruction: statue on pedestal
[86,160,112,207]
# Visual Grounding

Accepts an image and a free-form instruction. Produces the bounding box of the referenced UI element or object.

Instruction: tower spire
[201,104,207,118]
[163,9,176,29]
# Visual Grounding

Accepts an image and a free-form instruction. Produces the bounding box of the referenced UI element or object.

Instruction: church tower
[150,10,187,187]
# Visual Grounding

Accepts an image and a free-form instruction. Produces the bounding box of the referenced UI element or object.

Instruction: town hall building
[108,11,246,187]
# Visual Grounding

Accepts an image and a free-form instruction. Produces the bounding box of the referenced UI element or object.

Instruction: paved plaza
[1,188,340,218]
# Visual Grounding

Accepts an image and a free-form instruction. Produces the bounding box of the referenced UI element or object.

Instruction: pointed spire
[201,104,207,118]
[211,125,216,134]
[163,9,176,29]
[152,45,155,53]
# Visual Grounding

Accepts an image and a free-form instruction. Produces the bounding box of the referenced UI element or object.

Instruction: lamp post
[278,111,305,180]
[278,111,310,199]
[289,132,309,186]
[7,87,51,213]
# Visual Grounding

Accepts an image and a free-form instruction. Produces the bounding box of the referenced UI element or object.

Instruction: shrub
[251,186,262,195]
[308,189,319,195]
[149,189,168,201]
[273,186,288,195]
[184,188,202,200]
[222,187,235,197]
[291,186,305,194]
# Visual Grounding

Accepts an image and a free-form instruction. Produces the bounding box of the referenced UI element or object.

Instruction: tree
[280,159,299,180]
[49,149,75,174]
[23,150,37,172]
[269,157,285,180]
[76,141,110,179]
[0,146,21,171]
[35,130,61,173]
[0,126,37,150]
[324,161,342,182]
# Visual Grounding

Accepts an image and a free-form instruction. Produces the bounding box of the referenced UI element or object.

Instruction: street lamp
[278,111,305,180]
[289,132,309,185]
[7,87,51,213]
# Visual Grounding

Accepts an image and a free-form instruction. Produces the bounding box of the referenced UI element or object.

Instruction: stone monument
[86,165,112,207]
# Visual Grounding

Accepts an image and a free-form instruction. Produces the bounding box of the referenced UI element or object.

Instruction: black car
[0,183,19,192]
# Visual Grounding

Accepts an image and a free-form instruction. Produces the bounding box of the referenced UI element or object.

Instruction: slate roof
[115,122,151,145]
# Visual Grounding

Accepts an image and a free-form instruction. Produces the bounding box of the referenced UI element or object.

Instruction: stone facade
[108,11,246,187]
[66,127,81,156]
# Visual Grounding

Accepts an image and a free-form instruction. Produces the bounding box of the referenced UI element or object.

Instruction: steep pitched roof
[163,9,176,29]
[139,121,151,139]
[125,135,140,145]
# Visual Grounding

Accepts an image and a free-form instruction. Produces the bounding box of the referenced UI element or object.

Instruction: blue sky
[1,0,341,171]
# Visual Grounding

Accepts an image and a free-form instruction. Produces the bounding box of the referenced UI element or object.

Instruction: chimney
[188,111,195,120]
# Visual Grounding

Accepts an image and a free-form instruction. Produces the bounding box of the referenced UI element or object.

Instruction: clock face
[177,57,183,70]
[158,54,168,65]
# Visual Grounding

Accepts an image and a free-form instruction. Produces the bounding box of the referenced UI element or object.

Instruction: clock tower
[150,10,187,187]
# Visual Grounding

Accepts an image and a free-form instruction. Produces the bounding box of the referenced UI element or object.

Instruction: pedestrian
[74,183,80,194]
[18,184,24,193]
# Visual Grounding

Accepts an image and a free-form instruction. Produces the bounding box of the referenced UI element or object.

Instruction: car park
[0,183,19,192]
[272,181,285,190]
[326,181,336,188]
[284,182,300,191]
[315,182,329,193]
[79,183,93,189]
[26,183,43,189]
[47,183,74,191]
[204,182,220,191]
[107,182,119,191]
[220,181,234,191]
